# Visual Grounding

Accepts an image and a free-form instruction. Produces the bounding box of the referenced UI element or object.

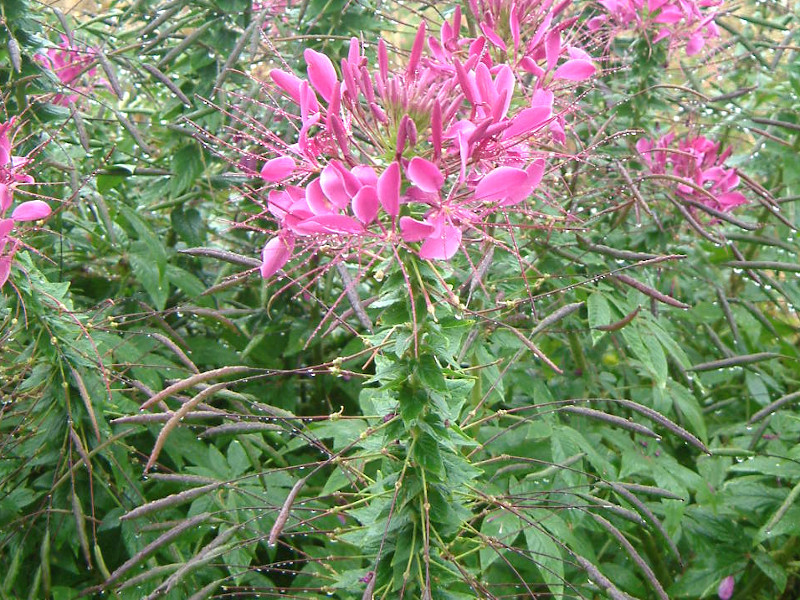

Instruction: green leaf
[170,145,205,196]
[171,206,205,246]
[523,524,564,599]
[479,511,519,571]
[399,382,427,425]
[322,468,351,495]
[166,264,205,299]
[414,430,444,478]
[753,550,787,593]
[670,382,707,443]
[130,241,169,310]
[587,292,611,345]
[416,355,447,393]
[227,441,249,476]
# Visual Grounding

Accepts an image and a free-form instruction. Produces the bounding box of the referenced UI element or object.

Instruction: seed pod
[8,38,21,73]
[269,477,308,546]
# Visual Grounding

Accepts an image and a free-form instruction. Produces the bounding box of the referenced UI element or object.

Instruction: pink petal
[686,32,705,56]
[492,65,515,121]
[0,218,13,238]
[260,235,294,279]
[527,159,546,190]
[419,223,462,260]
[519,56,544,77]
[270,69,303,104]
[352,165,378,187]
[654,6,683,23]
[0,183,11,214]
[407,157,444,194]
[377,162,401,217]
[407,21,427,78]
[475,166,529,202]
[545,31,561,71]
[304,48,338,103]
[453,59,477,105]
[347,37,361,65]
[331,160,363,196]
[553,59,596,81]
[351,185,379,224]
[0,140,9,167]
[475,63,495,108]
[320,163,351,209]
[305,177,335,215]
[717,576,734,600]
[0,255,11,288]
[268,189,292,220]
[299,82,320,122]
[399,216,435,242]
[299,214,363,234]
[532,88,554,109]
[260,156,296,182]
[479,22,507,51]
[510,6,521,52]
[504,106,552,139]
[568,46,593,61]
[12,200,51,222]
[716,192,748,210]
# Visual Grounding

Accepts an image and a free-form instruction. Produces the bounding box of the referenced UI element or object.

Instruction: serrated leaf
[170,145,204,196]
[416,355,446,393]
[171,206,205,245]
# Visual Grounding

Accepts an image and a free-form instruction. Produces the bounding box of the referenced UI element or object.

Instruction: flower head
[35,35,105,105]
[0,119,51,288]
[229,7,592,283]
[588,0,722,57]
[637,132,748,213]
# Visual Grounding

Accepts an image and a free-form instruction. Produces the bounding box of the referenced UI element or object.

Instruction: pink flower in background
[717,575,734,600]
[35,35,104,105]
[588,0,722,56]
[637,133,748,213]
[252,0,292,32]
[0,119,51,288]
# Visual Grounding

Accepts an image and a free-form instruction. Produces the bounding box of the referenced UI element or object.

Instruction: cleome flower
[0,119,51,288]
[35,34,106,105]
[587,0,722,57]
[245,6,595,281]
[636,132,748,213]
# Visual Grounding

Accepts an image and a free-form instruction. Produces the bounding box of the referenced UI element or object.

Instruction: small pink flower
[35,35,105,105]
[637,132,748,214]
[717,575,734,600]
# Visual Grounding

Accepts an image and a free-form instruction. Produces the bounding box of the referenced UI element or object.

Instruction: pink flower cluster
[588,0,722,56]
[252,0,292,32]
[0,120,51,288]
[251,3,595,280]
[636,133,748,212]
[35,35,102,105]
